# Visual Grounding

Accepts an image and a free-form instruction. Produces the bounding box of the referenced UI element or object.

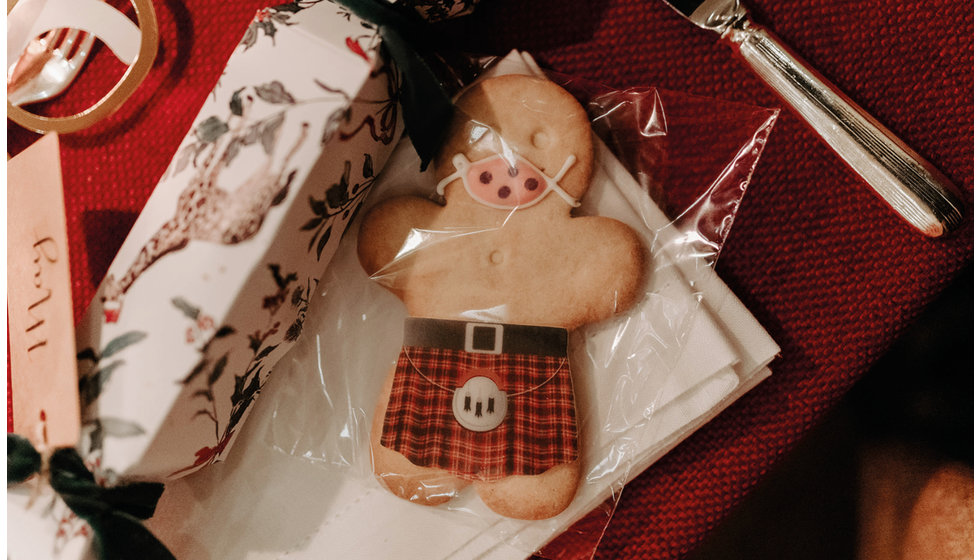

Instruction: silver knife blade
[658,0,964,237]
[662,0,746,30]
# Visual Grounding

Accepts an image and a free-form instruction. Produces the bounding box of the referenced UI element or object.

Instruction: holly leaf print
[269,264,298,290]
[326,181,348,209]
[228,373,262,432]
[285,318,304,342]
[260,112,286,155]
[259,20,278,43]
[255,344,278,361]
[326,161,352,208]
[232,374,247,403]
[101,331,148,359]
[316,225,333,259]
[308,195,327,217]
[363,153,374,178]
[291,285,305,307]
[79,361,123,405]
[321,107,348,145]
[272,170,296,206]
[196,116,229,143]
[224,137,244,166]
[240,2,314,50]
[182,358,210,385]
[241,23,258,50]
[172,297,201,321]
[214,325,236,338]
[248,333,262,353]
[208,354,230,386]
[269,11,295,24]
[254,81,296,105]
[300,216,321,231]
[99,417,146,438]
[173,142,207,176]
[86,419,105,455]
[230,87,246,117]
[241,121,263,146]
[77,347,99,363]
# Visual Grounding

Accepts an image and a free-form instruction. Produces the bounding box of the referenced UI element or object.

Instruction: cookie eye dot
[531,130,550,149]
[479,171,493,184]
[497,186,511,199]
[524,178,539,191]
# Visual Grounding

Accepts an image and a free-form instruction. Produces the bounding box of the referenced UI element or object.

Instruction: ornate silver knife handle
[675,1,964,237]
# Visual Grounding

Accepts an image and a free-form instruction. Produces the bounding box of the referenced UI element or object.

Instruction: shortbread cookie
[357,74,645,519]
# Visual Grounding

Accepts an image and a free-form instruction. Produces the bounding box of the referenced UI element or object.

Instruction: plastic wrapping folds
[264,52,778,556]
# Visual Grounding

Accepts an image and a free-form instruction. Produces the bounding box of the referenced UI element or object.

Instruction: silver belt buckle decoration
[464,322,503,354]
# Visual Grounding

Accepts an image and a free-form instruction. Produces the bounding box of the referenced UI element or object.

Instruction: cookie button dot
[489,250,504,264]
[507,165,520,177]
[532,130,550,149]
[498,186,511,199]
[480,171,493,184]
[524,178,539,191]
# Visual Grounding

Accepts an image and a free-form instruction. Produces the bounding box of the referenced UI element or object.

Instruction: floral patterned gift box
[11,4,398,560]
[71,0,407,484]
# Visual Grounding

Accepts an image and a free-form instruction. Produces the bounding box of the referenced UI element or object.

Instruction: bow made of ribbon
[333,0,456,170]
[7,434,176,560]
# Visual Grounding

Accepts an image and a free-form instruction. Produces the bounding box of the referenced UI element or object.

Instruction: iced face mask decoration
[436,151,580,210]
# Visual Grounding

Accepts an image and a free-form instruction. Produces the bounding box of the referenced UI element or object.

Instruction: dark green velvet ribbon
[7,434,176,560]
[333,0,456,170]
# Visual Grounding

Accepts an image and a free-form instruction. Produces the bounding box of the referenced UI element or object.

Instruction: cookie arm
[567,217,646,326]
[356,195,442,279]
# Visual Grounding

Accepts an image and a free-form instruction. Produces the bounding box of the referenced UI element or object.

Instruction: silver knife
[660,0,964,237]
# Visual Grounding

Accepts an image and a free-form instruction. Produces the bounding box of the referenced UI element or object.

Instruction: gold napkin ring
[6,0,159,134]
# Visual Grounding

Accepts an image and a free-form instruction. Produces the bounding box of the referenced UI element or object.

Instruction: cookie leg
[473,460,581,520]
[370,366,471,506]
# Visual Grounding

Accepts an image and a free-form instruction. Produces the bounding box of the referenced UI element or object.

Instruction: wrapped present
[72,0,406,483]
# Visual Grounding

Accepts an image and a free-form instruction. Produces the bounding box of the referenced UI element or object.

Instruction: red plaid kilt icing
[381,344,578,482]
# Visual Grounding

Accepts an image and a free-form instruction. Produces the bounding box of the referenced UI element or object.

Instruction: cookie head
[436,75,594,210]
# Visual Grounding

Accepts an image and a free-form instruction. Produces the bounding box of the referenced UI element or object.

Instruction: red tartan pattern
[381,346,578,481]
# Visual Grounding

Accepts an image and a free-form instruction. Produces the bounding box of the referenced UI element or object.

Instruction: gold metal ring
[6,0,159,134]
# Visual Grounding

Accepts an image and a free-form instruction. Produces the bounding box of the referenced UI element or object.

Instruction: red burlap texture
[7,0,972,558]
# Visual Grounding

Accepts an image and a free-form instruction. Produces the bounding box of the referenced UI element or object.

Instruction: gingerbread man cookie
[357,75,645,520]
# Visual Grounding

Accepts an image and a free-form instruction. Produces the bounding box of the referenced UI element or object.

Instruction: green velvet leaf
[7,434,41,484]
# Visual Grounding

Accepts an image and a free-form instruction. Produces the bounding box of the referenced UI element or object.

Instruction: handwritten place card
[7,133,80,448]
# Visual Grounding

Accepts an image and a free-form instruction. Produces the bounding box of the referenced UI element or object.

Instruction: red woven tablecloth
[7,0,972,558]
